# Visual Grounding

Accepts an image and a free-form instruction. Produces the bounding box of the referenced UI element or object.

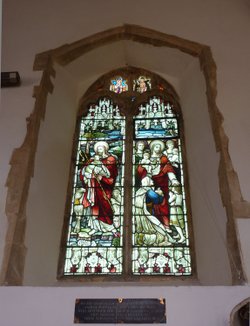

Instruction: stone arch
[58,66,195,280]
[1,24,247,285]
[230,297,250,326]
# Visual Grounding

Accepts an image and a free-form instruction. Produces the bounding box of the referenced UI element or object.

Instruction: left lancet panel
[64,98,125,275]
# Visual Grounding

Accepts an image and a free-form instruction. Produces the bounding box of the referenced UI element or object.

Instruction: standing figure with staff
[80,141,118,232]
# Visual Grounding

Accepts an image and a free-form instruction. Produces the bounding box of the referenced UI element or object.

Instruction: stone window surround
[1,24,248,285]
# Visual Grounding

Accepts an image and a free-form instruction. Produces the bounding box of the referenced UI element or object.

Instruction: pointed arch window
[58,68,193,280]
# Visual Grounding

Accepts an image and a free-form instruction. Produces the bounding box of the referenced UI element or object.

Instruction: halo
[94,141,109,153]
[149,140,165,152]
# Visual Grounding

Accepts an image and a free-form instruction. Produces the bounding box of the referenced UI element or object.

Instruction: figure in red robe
[137,140,179,228]
[80,141,118,226]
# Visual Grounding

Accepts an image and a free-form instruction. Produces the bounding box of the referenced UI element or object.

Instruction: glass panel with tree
[132,96,191,275]
[64,98,125,275]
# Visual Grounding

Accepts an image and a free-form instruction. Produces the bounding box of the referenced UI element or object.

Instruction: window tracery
[59,68,193,279]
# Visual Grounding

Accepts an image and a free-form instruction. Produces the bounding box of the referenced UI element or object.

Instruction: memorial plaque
[74,298,166,324]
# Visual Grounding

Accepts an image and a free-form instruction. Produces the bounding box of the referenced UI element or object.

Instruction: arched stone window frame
[57,67,196,281]
[0,25,246,285]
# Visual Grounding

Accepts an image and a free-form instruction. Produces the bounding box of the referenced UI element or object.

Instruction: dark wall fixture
[1,72,21,87]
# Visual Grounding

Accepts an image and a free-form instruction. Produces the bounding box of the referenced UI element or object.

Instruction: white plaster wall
[24,65,77,285]
[179,60,232,284]
[2,0,250,198]
[73,41,183,101]
[0,286,249,326]
[237,219,250,282]
[1,0,250,284]
[0,74,42,269]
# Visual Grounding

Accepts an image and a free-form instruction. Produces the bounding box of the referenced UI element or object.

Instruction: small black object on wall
[1,72,21,87]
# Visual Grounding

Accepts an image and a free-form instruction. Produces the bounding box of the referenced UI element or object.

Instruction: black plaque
[74,298,166,324]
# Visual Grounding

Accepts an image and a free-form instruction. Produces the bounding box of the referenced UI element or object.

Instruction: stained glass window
[61,69,192,279]
[132,97,191,275]
[133,76,151,93]
[64,98,125,275]
[110,76,128,93]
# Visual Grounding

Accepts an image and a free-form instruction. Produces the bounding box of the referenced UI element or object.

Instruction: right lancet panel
[132,96,192,275]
